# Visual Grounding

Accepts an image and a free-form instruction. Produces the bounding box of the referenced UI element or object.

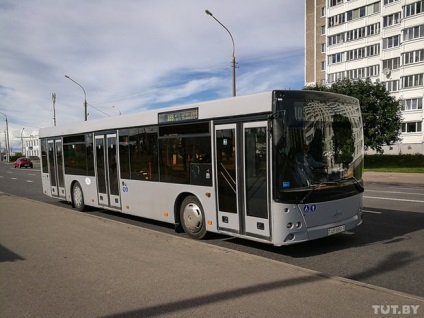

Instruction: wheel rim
[73,185,83,208]
[182,202,203,234]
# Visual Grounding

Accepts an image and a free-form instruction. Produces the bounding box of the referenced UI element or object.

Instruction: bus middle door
[95,133,121,209]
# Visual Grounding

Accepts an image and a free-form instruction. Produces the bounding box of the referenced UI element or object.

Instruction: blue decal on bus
[303,205,309,213]
[311,204,317,212]
[282,181,290,188]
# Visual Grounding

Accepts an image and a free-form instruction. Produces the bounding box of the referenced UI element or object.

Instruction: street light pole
[205,9,236,97]
[0,111,10,162]
[21,128,25,156]
[52,93,57,126]
[65,75,88,121]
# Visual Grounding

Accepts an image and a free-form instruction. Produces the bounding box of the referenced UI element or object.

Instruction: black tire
[180,196,207,240]
[72,182,86,212]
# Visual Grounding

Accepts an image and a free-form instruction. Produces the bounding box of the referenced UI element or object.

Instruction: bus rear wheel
[72,182,86,212]
[180,196,207,240]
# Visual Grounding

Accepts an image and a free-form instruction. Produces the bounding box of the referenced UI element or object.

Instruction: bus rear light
[205,192,211,198]
[286,222,293,229]
[164,212,169,217]
[296,222,302,228]
[208,220,213,225]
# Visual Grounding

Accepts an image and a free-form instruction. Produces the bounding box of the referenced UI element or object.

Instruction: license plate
[328,225,345,236]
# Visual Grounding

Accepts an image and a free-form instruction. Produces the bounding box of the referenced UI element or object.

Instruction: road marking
[366,189,424,196]
[362,210,382,214]
[364,196,424,204]
[11,177,17,180]
[26,180,34,183]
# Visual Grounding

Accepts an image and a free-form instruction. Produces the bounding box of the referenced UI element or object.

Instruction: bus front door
[95,134,121,209]
[215,122,270,240]
[47,139,65,198]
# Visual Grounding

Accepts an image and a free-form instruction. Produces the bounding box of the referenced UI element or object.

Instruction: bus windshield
[272,91,364,204]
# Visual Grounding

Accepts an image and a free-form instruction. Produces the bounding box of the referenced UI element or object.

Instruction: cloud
[0,0,305,151]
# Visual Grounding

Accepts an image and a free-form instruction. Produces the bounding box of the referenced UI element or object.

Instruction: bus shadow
[214,207,424,257]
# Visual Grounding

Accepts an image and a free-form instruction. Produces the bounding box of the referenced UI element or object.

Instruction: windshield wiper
[341,176,364,192]
[299,181,337,204]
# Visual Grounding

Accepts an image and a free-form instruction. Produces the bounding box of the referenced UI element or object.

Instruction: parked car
[13,157,33,168]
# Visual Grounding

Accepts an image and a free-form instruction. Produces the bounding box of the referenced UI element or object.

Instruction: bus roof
[39,90,274,138]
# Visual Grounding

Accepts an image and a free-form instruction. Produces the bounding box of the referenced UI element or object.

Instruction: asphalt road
[1,161,423,298]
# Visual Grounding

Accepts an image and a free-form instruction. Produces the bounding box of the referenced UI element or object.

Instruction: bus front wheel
[180,196,207,240]
[72,182,86,212]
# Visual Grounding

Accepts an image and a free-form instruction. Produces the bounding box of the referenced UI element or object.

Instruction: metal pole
[0,112,10,162]
[205,9,236,97]
[21,128,25,156]
[65,75,88,121]
[52,93,57,126]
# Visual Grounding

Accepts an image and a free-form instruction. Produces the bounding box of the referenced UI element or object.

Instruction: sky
[0,0,305,153]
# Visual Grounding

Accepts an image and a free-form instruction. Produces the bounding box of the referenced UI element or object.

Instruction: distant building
[305,0,424,154]
[25,135,40,159]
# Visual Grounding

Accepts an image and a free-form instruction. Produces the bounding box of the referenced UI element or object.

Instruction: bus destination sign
[158,108,198,123]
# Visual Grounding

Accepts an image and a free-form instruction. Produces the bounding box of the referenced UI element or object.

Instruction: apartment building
[305,0,424,154]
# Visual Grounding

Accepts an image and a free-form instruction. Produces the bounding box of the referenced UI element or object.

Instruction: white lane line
[26,180,34,183]
[364,196,424,204]
[366,189,424,196]
[362,210,382,214]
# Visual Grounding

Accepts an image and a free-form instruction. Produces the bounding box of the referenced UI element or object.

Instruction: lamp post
[21,128,25,156]
[65,75,88,121]
[205,9,236,97]
[52,93,57,126]
[0,111,10,162]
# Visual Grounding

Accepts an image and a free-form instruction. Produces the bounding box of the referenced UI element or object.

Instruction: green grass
[364,154,424,173]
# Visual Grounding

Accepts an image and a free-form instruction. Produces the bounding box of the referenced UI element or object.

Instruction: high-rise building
[305,0,424,154]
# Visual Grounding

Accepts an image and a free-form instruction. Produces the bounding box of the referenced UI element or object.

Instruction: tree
[305,78,402,153]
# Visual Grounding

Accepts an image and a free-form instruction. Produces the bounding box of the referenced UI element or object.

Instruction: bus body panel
[298,194,362,228]
[118,179,218,231]
[41,172,51,196]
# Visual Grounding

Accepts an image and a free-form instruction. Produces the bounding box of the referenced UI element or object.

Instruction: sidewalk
[0,193,423,317]
[363,171,424,185]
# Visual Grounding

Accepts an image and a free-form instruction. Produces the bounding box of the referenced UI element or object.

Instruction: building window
[402,49,424,65]
[403,1,424,18]
[321,43,326,53]
[383,35,400,49]
[321,61,326,71]
[402,98,423,111]
[402,74,424,88]
[321,7,326,17]
[321,25,326,35]
[328,52,344,64]
[403,24,424,42]
[329,0,344,8]
[402,122,422,133]
[384,0,400,4]
[383,12,401,27]
[382,80,399,92]
[382,57,400,70]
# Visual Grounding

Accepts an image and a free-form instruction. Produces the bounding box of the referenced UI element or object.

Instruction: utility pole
[52,93,57,126]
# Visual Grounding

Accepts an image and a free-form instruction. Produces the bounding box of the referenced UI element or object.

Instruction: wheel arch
[174,191,197,226]
[70,180,79,208]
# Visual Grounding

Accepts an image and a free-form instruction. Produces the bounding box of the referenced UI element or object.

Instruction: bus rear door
[47,139,65,199]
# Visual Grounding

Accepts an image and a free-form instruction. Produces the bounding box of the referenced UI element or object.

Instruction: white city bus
[40,90,364,246]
